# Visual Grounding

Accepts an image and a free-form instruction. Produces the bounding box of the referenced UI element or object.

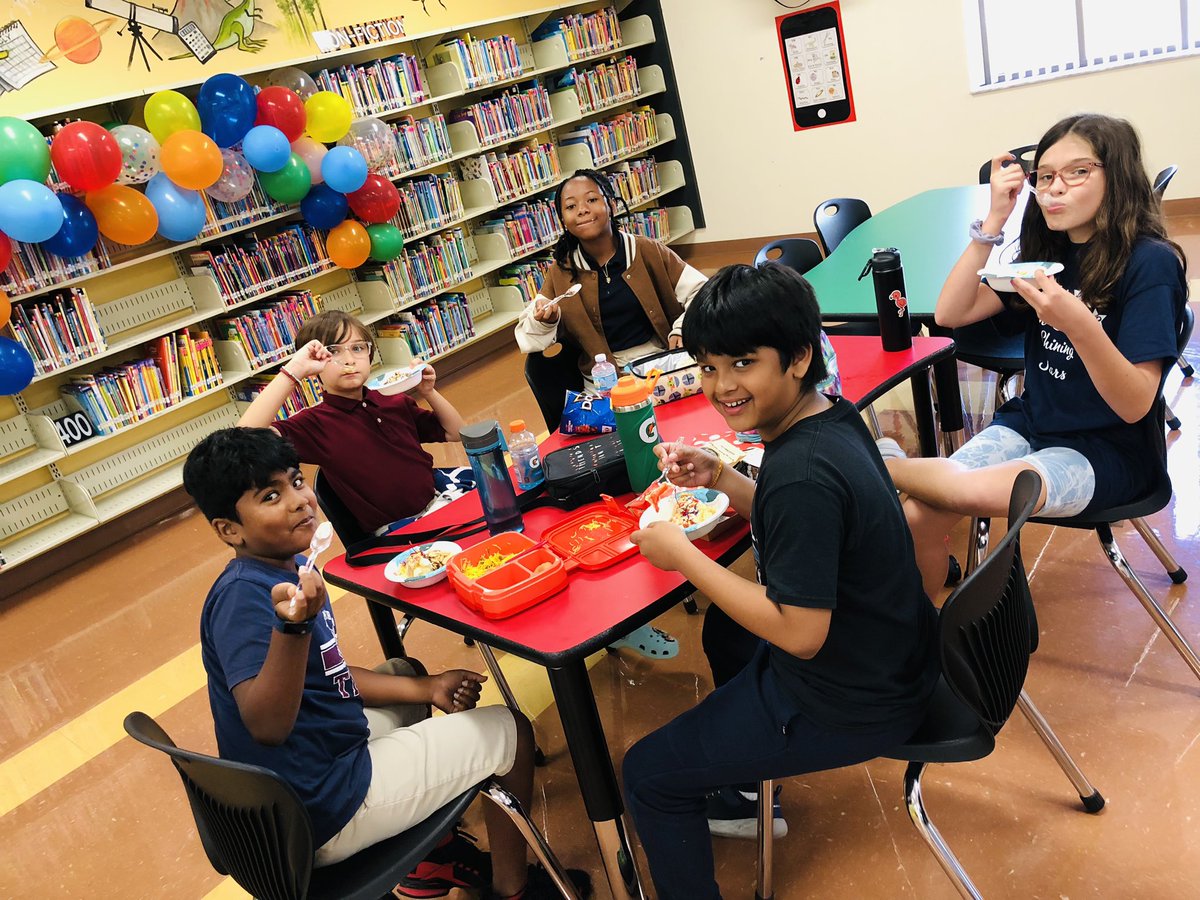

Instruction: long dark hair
[1019,113,1184,311]
[550,168,631,276]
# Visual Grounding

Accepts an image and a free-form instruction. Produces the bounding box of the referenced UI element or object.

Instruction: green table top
[805,184,1024,319]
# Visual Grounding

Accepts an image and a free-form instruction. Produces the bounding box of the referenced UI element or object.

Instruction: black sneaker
[706,784,788,839]
[485,863,593,900]
[393,826,491,898]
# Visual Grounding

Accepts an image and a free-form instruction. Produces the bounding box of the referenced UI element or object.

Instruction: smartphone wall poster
[777,3,855,131]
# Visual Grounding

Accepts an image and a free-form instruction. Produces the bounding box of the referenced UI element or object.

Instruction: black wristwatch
[274,615,317,636]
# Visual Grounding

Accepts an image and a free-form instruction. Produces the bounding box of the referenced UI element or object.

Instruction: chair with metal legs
[755,472,1103,900]
[313,470,547,765]
[124,712,579,900]
[964,307,1197,683]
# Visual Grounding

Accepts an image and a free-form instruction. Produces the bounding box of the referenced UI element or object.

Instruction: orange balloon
[159,129,223,190]
[327,220,371,269]
[85,184,159,245]
[0,291,10,329]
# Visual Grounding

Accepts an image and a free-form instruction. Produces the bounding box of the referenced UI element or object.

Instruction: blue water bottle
[461,420,524,534]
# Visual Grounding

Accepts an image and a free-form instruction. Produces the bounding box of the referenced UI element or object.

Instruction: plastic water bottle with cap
[591,354,618,396]
[508,419,544,491]
[460,420,523,534]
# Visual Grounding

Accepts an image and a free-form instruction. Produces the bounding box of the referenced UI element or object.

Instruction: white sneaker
[705,785,788,839]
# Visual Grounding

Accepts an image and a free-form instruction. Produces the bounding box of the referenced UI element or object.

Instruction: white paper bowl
[384,541,462,588]
[639,488,730,540]
[368,364,426,396]
[978,261,1064,292]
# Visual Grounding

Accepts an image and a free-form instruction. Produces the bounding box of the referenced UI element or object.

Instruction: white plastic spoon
[542,282,582,309]
[290,521,334,617]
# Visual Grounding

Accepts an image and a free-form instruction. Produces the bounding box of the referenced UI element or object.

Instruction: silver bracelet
[969,219,1004,245]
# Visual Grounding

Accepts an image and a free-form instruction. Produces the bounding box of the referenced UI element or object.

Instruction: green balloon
[367,223,404,261]
[0,117,50,186]
[257,152,312,204]
[101,120,124,131]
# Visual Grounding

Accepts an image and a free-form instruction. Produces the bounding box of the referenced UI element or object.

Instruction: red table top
[323,335,954,664]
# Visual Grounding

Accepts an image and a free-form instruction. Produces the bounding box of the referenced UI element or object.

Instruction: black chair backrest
[753,238,824,275]
[812,198,872,256]
[314,469,369,545]
[938,470,1042,736]
[524,340,586,432]
[1152,164,1178,200]
[124,712,315,900]
[978,145,1038,185]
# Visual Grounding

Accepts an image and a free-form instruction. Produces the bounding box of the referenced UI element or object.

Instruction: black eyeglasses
[1028,160,1104,192]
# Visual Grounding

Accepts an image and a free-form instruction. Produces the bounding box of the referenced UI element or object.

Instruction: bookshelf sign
[312,17,407,53]
[53,411,97,449]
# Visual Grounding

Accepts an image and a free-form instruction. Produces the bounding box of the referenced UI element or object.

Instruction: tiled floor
[1,240,1198,898]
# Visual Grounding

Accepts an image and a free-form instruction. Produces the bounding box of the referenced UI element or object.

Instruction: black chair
[313,471,546,764]
[1153,164,1178,199]
[812,197,872,257]
[524,339,585,433]
[756,472,1101,900]
[977,144,1038,184]
[124,712,579,900]
[753,237,823,274]
[966,306,1198,684]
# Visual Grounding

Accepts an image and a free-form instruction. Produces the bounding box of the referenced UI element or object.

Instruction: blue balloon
[41,194,98,258]
[145,172,207,242]
[300,183,349,230]
[241,125,291,173]
[0,180,65,243]
[198,73,257,148]
[321,146,368,194]
[0,335,35,395]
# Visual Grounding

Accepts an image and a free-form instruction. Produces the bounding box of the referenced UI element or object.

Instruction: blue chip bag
[559,389,616,434]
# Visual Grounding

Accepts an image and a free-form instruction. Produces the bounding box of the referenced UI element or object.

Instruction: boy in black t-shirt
[625,263,940,900]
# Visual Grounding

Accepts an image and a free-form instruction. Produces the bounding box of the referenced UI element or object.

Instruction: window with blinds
[964,0,1198,92]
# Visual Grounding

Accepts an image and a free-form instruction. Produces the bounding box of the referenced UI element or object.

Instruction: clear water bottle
[508,419,544,491]
[591,354,618,396]
[461,420,524,534]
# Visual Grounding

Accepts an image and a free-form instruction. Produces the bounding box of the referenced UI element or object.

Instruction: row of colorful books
[198,180,283,238]
[389,113,454,176]
[216,291,322,369]
[393,173,466,239]
[560,106,659,166]
[554,56,640,114]
[426,33,524,89]
[378,293,477,358]
[312,53,428,118]
[623,208,671,243]
[187,224,331,305]
[609,157,662,209]
[449,82,553,148]
[497,256,554,305]
[0,234,114,298]
[233,374,323,422]
[365,227,473,305]
[532,7,623,61]
[5,287,107,375]
[62,329,221,434]
[485,142,562,203]
[475,199,562,256]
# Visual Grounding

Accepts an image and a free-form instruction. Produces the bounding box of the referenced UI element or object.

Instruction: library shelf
[0,3,702,574]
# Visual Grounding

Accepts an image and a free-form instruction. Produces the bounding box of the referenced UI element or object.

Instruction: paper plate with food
[385,541,462,587]
[639,487,730,540]
[368,363,427,395]
[978,261,1064,292]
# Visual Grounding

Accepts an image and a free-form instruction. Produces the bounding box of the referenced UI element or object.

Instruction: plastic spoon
[290,521,334,617]
[542,283,582,309]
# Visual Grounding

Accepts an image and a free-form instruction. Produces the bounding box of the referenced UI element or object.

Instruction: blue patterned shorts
[951,425,1095,517]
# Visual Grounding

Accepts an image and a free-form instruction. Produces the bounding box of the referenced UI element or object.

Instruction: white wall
[659,0,1200,243]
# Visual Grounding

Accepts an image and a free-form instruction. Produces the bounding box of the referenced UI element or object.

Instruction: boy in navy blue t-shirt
[183,427,589,900]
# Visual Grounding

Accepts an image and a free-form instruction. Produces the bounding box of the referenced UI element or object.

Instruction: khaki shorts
[315,659,519,867]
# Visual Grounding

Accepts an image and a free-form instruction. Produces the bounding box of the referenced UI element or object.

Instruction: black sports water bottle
[858,247,913,351]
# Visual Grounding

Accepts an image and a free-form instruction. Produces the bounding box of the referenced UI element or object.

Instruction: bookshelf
[0,0,704,579]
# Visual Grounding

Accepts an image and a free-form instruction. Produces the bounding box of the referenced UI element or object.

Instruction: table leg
[547,662,646,900]
[931,356,966,456]
[909,369,938,458]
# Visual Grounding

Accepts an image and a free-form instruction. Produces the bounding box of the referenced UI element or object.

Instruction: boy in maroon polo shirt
[238,310,467,534]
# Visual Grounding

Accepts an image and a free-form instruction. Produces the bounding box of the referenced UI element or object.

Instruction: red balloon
[50,121,122,192]
[347,174,400,224]
[0,231,10,271]
[255,86,307,143]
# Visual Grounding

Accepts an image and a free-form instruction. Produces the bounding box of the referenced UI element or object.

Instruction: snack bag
[559,389,616,434]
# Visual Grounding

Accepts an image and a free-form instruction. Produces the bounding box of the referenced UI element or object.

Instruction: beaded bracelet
[969,219,1004,246]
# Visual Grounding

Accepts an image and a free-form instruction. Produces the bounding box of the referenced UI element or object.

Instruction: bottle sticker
[890,289,908,316]
[639,418,658,444]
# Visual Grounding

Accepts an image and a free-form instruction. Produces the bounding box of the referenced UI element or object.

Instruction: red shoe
[392,827,491,899]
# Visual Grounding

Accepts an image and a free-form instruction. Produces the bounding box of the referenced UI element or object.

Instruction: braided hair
[551,168,632,276]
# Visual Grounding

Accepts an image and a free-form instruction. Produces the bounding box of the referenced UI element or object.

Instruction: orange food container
[447,504,640,619]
